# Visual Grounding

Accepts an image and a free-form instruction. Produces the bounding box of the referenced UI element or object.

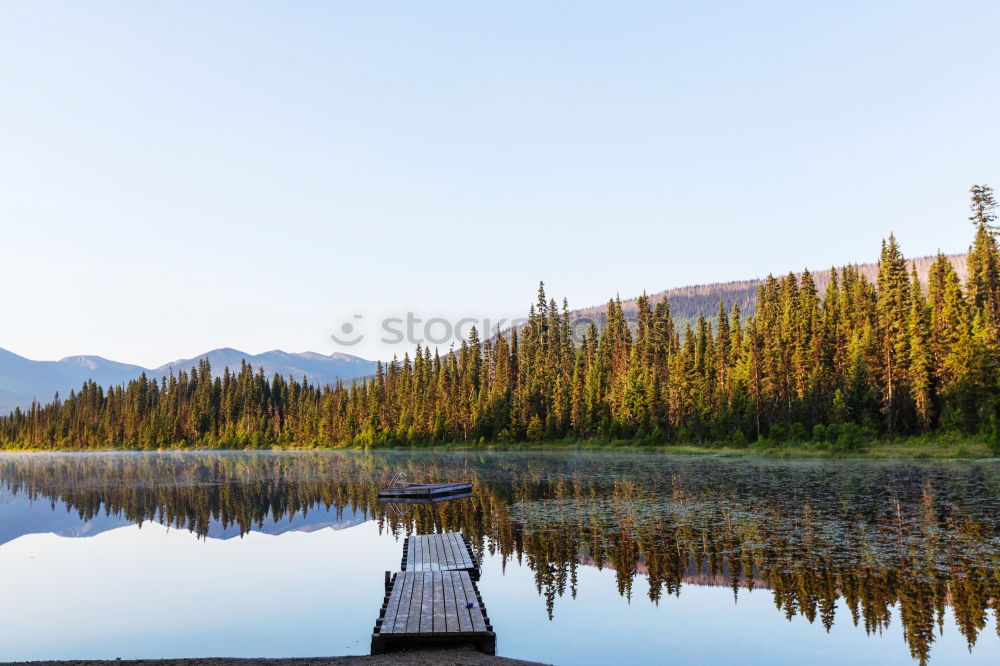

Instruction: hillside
[570,253,968,327]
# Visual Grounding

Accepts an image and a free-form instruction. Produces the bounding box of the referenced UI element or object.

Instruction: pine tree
[907,268,933,430]
[876,235,912,434]
[965,185,1000,341]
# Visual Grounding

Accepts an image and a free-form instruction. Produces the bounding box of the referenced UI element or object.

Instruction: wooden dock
[371,570,495,654]
[377,482,472,501]
[379,491,472,505]
[401,532,479,579]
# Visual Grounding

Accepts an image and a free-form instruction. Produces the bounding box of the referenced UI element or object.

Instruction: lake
[1,451,998,665]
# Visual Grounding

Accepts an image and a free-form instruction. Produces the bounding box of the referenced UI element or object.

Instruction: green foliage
[830,423,871,452]
[525,415,544,441]
[2,186,999,452]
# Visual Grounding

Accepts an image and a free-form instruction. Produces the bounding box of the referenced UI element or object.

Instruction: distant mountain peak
[292,351,334,360]
[326,352,369,363]
[0,347,378,415]
[57,355,114,369]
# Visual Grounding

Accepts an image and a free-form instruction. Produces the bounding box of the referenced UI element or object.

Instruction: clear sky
[1,1,998,367]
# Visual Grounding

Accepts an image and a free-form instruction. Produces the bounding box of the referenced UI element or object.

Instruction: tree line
[2,185,998,450]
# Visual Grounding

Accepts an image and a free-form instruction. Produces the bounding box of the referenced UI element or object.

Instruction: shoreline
[5,649,548,666]
[1,437,997,459]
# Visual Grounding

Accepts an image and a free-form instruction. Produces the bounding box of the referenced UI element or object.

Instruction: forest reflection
[1,451,998,665]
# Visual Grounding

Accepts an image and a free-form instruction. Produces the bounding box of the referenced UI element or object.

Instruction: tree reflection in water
[1,451,998,665]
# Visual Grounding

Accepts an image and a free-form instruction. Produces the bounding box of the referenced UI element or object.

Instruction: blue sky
[1,1,998,367]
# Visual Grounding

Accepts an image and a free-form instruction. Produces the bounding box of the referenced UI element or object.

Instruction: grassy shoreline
[1,434,997,459]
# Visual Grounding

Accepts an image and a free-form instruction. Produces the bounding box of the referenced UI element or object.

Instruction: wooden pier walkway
[377,482,473,501]
[401,532,479,578]
[371,570,495,654]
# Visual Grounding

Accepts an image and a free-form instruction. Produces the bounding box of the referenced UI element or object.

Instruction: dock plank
[413,535,423,574]
[420,572,434,634]
[443,570,459,633]
[441,533,454,569]
[432,569,445,634]
[404,568,423,634]
[452,572,474,633]
[392,569,415,634]
[401,532,478,578]
[380,574,404,633]
[444,533,459,569]
[460,572,488,633]
[447,533,462,568]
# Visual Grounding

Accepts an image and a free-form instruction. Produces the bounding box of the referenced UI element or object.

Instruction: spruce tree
[875,235,912,434]
[907,267,933,430]
[965,185,1000,341]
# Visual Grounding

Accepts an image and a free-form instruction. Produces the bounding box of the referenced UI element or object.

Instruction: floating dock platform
[401,532,479,579]
[377,482,472,501]
[371,570,495,655]
[379,491,472,505]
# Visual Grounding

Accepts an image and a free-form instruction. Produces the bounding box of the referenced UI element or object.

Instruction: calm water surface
[1,451,998,665]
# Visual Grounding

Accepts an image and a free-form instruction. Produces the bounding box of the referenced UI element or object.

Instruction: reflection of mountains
[0,487,367,545]
[0,491,130,543]
[1,451,998,666]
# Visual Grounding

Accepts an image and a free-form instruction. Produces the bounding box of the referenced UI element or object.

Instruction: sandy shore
[6,648,548,666]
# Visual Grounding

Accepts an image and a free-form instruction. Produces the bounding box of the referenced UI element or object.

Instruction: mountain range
[0,485,369,546]
[0,347,378,414]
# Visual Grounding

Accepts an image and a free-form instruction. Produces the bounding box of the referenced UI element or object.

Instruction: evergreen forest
[2,186,999,451]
